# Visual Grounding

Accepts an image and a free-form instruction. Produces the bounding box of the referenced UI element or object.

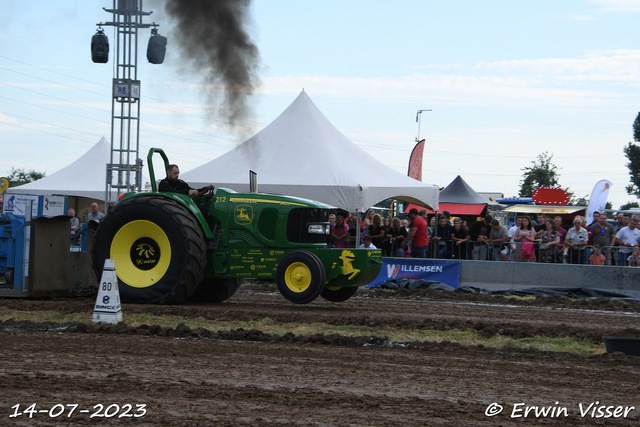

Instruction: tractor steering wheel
[193,186,215,206]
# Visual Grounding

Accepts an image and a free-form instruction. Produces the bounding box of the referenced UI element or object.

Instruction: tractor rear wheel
[320,285,358,302]
[189,278,241,303]
[276,251,326,304]
[92,195,206,304]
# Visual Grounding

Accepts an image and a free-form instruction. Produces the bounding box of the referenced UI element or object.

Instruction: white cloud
[260,72,626,108]
[0,112,19,126]
[256,49,640,109]
[476,50,640,78]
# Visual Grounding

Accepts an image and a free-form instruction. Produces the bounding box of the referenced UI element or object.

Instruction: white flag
[586,180,612,224]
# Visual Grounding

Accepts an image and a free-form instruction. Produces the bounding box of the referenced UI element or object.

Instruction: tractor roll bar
[146,148,170,193]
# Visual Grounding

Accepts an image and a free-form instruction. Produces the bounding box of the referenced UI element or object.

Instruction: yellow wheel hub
[284,262,311,293]
[110,220,171,288]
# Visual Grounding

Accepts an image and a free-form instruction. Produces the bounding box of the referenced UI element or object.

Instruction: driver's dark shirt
[158,178,193,195]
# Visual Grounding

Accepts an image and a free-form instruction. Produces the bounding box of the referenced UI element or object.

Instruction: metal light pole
[415,109,432,142]
[95,0,161,210]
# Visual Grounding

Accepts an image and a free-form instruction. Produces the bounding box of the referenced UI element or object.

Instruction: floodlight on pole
[147,24,167,64]
[92,0,165,210]
[91,27,109,63]
[415,109,432,142]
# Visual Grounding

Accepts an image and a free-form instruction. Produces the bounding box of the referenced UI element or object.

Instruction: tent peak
[181,92,439,212]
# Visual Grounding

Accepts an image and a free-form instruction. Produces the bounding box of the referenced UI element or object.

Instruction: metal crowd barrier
[600,245,640,267]
[422,240,640,267]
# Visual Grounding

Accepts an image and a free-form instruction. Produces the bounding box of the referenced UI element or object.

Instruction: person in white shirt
[565,217,589,264]
[615,217,640,266]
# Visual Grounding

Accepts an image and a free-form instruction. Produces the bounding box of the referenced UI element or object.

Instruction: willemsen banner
[366,258,462,289]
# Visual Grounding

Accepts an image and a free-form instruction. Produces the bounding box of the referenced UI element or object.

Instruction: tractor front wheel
[276,251,326,304]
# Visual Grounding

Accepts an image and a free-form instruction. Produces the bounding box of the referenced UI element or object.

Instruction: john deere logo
[235,205,253,224]
[131,237,160,271]
[326,250,361,283]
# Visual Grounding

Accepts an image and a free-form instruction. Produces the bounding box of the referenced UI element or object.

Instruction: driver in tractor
[158,164,215,196]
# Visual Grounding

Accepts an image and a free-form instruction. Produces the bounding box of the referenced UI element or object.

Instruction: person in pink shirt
[331,215,350,248]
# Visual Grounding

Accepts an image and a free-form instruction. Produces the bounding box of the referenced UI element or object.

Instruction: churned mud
[2,285,640,426]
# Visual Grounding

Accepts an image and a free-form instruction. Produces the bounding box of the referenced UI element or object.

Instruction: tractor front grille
[286,208,329,244]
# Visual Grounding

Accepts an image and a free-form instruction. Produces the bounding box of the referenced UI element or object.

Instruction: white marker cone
[92,259,122,324]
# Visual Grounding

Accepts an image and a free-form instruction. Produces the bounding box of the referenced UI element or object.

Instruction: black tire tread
[320,286,358,302]
[190,278,241,303]
[92,195,206,304]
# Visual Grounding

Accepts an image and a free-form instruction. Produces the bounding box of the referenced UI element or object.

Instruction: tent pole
[356,212,362,249]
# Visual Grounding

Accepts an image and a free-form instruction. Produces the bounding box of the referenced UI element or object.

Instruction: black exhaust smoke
[164,0,261,129]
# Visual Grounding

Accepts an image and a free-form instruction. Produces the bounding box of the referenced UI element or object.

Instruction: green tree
[518,152,561,198]
[6,167,46,187]
[620,201,640,211]
[624,112,640,197]
[601,202,614,218]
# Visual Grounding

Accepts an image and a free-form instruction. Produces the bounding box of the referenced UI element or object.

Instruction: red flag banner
[408,139,425,181]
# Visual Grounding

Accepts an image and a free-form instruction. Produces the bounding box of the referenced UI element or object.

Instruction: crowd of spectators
[328,208,640,267]
[428,211,640,266]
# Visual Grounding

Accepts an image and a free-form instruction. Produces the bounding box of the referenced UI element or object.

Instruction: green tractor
[91,148,382,304]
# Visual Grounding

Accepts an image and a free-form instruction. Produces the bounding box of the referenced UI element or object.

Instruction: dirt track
[2,286,640,426]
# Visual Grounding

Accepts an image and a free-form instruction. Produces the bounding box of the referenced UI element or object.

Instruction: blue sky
[2,0,640,209]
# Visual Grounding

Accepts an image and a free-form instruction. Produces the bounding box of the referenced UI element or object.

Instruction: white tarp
[6,137,149,201]
[182,91,439,212]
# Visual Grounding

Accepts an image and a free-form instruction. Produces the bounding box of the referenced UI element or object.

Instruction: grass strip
[0,307,603,356]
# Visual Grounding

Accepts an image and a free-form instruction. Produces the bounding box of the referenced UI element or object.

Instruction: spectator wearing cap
[406,208,429,258]
[359,234,377,249]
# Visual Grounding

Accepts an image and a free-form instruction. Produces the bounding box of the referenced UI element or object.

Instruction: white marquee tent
[182,91,439,213]
[6,137,149,201]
